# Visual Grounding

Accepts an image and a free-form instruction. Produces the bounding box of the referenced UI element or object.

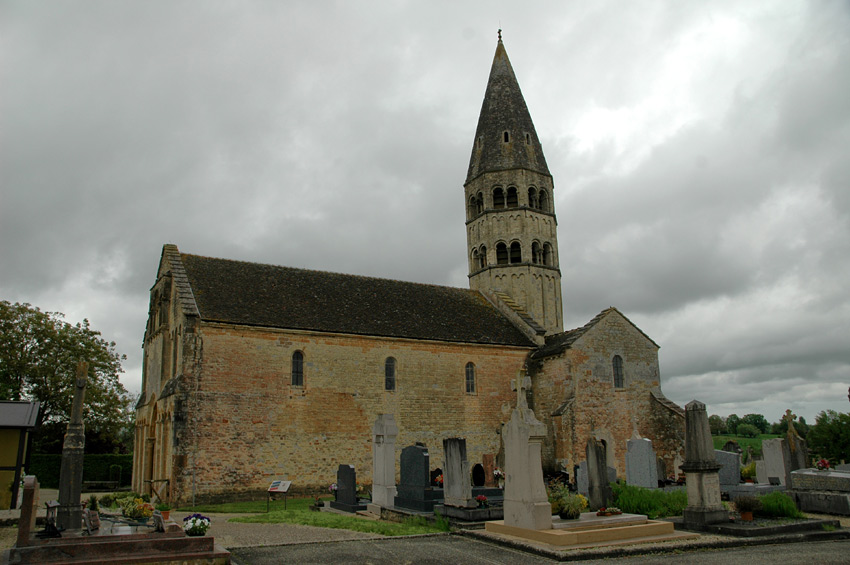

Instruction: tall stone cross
[511,369,532,411]
[57,361,88,530]
[784,409,798,436]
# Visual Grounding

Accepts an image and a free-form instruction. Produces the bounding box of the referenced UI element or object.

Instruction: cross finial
[498,28,502,42]
[510,369,531,410]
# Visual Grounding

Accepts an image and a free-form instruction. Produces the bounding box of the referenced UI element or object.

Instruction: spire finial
[498,28,502,42]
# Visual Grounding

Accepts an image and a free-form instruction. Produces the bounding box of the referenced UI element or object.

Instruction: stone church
[132,38,684,504]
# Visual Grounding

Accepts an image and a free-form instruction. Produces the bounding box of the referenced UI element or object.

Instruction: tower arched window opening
[471,249,480,271]
[543,243,553,266]
[496,243,508,265]
[493,187,505,208]
[539,190,549,212]
[291,351,304,387]
[468,196,477,219]
[528,187,538,209]
[479,245,487,268]
[613,355,624,388]
[476,192,484,214]
[531,242,541,264]
[507,186,518,207]
[510,242,522,264]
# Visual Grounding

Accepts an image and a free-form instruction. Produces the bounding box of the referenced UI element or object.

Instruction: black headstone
[329,465,367,513]
[471,463,485,487]
[395,444,444,511]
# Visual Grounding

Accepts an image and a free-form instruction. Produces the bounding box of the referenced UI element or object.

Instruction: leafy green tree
[771,414,809,438]
[736,423,760,438]
[807,410,850,462]
[0,301,131,453]
[708,415,727,435]
[741,413,770,434]
[726,414,741,435]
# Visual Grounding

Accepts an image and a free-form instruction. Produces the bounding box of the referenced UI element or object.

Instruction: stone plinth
[371,414,398,508]
[788,469,850,515]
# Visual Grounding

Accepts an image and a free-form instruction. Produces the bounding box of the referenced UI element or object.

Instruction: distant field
[712,434,781,457]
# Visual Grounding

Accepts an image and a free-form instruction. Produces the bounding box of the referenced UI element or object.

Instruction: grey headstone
[715,449,741,487]
[577,461,588,496]
[763,438,792,486]
[443,438,474,508]
[371,413,399,508]
[755,460,768,484]
[586,438,612,510]
[626,438,658,488]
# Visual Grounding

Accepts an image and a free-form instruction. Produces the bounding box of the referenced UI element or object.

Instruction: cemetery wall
[161,321,531,504]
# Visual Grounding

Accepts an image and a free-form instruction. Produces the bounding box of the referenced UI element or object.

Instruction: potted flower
[122,498,154,523]
[548,484,587,520]
[155,502,172,521]
[183,513,211,536]
[734,495,761,521]
[475,494,489,508]
[816,458,830,471]
[493,468,505,488]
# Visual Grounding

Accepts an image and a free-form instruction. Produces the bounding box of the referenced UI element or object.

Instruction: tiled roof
[466,39,550,184]
[175,251,536,347]
[531,307,658,359]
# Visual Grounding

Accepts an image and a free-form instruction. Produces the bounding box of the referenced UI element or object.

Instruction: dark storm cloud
[2,1,848,421]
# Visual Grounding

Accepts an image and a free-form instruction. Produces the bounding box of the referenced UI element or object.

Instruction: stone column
[503,370,552,531]
[371,414,398,508]
[681,400,727,528]
[15,476,39,548]
[57,361,87,530]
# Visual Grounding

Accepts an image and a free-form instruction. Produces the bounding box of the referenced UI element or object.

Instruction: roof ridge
[163,244,200,317]
[492,291,547,334]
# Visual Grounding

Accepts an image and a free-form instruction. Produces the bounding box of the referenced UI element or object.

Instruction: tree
[709,414,727,435]
[771,414,809,438]
[726,414,741,435]
[736,423,760,438]
[741,413,770,434]
[807,410,850,462]
[0,301,131,453]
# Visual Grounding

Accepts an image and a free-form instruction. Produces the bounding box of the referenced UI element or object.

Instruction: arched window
[479,245,487,268]
[539,190,549,212]
[476,192,484,214]
[471,249,479,271]
[291,351,304,387]
[493,187,505,208]
[468,196,477,219]
[543,243,553,266]
[507,186,518,207]
[465,362,476,394]
[528,187,538,209]
[503,131,510,143]
[531,242,541,264]
[496,242,508,265]
[613,355,624,388]
[510,242,522,264]
[385,357,396,391]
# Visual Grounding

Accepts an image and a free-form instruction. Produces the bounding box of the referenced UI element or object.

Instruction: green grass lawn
[176,496,451,537]
[713,434,780,457]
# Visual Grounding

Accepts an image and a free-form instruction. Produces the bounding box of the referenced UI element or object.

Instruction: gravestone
[472,463,486,487]
[370,414,398,508]
[657,457,667,485]
[762,438,793,486]
[577,462,616,496]
[329,465,366,512]
[789,468,850,515]
[755,460,768,484]
[626,437,658,489]
[16,476,39,548]
[482,454,497,487]
[714,449,741,489]
[681,400,727,528]
[443,438,475,508]
[57,361,88,530]
[394,443,443,511]
[784,410,809,473]
[722,440,742,454]
[502,370,551,531]
[586,438,613,510]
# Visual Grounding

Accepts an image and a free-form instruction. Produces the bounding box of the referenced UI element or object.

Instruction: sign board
[268,480,292,493]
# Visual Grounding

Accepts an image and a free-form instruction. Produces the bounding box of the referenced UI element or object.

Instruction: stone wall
[147,321,531,504]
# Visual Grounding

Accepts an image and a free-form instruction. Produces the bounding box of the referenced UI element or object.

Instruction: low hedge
[27,454,133,489]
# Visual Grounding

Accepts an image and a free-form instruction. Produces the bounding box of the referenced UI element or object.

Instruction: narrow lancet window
[613,355,624,388]
[385,357,396,391]
[292,351,304,387]
[465,362,476,394]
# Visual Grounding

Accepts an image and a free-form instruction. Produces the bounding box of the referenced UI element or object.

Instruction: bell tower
[465,35,563,334]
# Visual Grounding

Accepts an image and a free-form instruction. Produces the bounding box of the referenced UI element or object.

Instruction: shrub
[741,462,757,480]
[756,492,804,519]
[611,482,688,519]
[736,424,760,438]
[87,495,99,512]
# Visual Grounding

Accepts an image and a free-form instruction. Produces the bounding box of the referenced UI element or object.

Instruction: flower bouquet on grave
[596,506,622,517]
[816,458,830,471]
[435,474,443,487]
[122,498,154,523]
[475,495,489,508]
[183,513,211,536]
[493,468,505,488]
[329,483,338,500]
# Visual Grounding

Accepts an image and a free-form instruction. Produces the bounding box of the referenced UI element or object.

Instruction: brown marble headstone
[482,453,496,487]
[16,476,39,548]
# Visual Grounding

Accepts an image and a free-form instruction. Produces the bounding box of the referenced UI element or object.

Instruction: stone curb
[460,528,850,562]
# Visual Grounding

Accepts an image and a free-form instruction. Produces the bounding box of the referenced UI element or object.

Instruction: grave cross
[784,409,798,435]
[511,369,532,410]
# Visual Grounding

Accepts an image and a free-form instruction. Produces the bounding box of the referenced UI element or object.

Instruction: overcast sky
[2,1,848,424]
